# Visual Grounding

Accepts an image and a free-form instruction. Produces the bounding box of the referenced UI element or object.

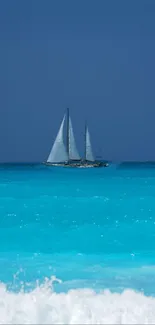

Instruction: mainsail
[85,127,95,161]
[47,115,68,163]
[68,116,80,160]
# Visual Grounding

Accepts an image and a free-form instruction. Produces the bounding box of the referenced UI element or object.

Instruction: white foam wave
[0,277,155,324]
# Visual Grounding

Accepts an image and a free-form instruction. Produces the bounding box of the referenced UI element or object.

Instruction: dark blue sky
[0,0,155,162]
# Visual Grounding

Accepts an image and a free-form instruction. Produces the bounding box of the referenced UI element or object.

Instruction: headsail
[68,117,80,160]
[86,127,95,161]
[47,115,68,163]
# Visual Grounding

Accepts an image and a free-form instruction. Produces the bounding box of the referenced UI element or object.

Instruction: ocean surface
[0,163,155,323]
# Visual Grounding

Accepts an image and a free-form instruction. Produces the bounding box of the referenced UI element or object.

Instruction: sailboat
[46,108,108,168]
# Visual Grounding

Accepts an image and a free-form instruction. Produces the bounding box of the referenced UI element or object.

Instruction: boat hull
[44,161,109,168]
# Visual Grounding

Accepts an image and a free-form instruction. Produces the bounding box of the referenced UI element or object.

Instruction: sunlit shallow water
[0,163,155,323]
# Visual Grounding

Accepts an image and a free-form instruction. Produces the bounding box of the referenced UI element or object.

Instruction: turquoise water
[1,163,155,323]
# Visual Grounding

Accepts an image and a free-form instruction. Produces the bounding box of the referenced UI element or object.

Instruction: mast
[84,122,87,161]
[66,107,69,161]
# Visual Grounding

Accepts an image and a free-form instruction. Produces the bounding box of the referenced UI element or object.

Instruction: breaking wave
[0,276,155,324]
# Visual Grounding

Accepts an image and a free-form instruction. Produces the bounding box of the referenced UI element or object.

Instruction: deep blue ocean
[1,163,155,323]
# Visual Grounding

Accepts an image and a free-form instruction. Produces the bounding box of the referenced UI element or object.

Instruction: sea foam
[0,277,155,324]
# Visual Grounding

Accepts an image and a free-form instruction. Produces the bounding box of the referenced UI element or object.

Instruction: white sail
[68,117,80,160]
[47,115,68,163]
[86,127,95,161]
